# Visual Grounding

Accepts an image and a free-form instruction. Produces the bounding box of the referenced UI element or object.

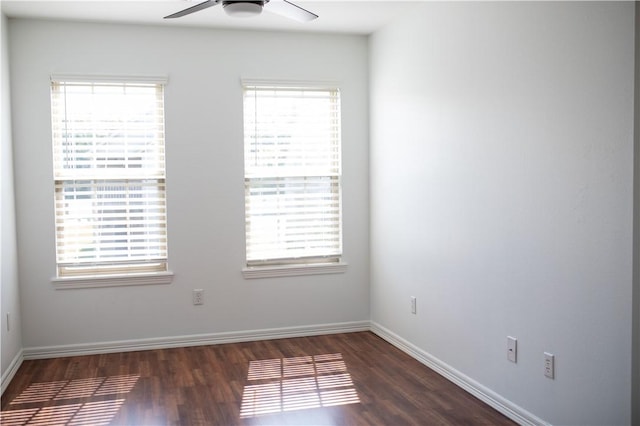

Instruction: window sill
[242,262,348,279]
[52,271,174,290]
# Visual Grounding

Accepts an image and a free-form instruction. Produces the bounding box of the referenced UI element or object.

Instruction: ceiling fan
[164,0,318,22]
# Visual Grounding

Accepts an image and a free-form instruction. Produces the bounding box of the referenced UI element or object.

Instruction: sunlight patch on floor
[240,353,360,418]
[0,374,139,426]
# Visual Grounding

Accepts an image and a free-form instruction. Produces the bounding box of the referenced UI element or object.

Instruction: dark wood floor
[1,332,515,425]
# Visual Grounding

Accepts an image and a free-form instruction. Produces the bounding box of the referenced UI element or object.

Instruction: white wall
[8,19,370,349]
[1,12,23,386]
[633,3,639,424]
[369,2,634,425]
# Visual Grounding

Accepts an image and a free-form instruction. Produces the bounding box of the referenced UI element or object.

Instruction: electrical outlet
[507,336,517,363]
[544,352,555,379]
[410,296,417,314]
[193,289,204,305]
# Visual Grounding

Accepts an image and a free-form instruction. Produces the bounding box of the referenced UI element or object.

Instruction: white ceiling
[1,0,419,34]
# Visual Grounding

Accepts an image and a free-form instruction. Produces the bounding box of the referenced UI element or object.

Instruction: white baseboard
[370,321,550,426]
[22,320,370,360]
[1,349,24,395]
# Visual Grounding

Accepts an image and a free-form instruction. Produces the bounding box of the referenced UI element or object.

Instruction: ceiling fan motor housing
[164,0,317,22]
[223,1,267,18]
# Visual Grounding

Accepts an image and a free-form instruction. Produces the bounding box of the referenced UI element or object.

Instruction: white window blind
[51,79,168,277]
[243,85,342,266]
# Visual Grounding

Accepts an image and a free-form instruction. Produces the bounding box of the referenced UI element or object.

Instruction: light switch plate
[507,336,517,363]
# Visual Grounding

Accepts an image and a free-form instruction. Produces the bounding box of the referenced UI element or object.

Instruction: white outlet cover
[193,289,204,305]
[544,352,555,379]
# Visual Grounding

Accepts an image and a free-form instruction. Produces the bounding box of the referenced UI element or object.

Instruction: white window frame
[242,81,347,279]
[49,75,173,289]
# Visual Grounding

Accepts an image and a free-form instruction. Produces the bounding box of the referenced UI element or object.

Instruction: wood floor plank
[1,332,516,425]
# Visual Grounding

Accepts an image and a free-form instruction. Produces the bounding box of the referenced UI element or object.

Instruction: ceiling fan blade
[265,0,318,22]
[164,0,221,19]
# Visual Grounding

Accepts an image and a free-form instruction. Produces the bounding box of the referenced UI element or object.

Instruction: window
[51,77,169,281]
[243,84,343,274]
